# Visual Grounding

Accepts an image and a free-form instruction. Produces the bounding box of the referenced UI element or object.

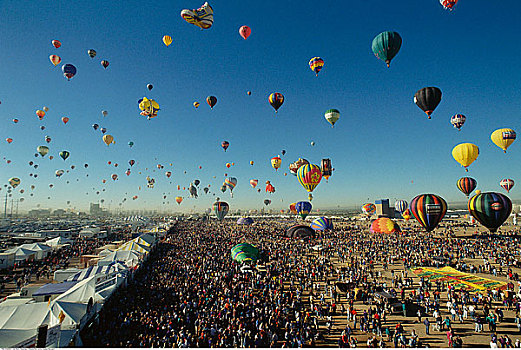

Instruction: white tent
[98,250,140,267]
[19,243,52,260]
[98,248,113,257]
[0,328,38,347]
[0,302,53,329]
[45,236,73,247]
[50,300,88,329]
[117,241,149,254]
[0,252,15,269]
[5,247,37,262]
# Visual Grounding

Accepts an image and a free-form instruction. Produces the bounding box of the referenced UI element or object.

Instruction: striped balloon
[370,217,401,234]
[297,164,322,192]
[268,93,284,112]
[410,194,447,232]
[457,177,477,197]
[310,217,332,231]
[213,201,229,221]
[500,179,514,193]
[309,57,324,76]
[468,192,512,233]
[394,200,408,214]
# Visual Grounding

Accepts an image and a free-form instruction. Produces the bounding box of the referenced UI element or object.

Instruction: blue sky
[0,0,520,212]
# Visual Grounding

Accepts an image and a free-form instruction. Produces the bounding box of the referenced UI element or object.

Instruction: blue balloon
[295,201,312,219]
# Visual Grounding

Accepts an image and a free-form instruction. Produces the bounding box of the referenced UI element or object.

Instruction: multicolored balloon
[409,194,447,232]
[271,156,282,171]
[268,93,284,113]
[468,192,512,233]
[213,201,229,221]
[206,96,217,109]
[370,217,401,234]
[61,64,77,80]
[297,164,322,192]
[231,243,259,263]
[394,200,408,214]
[289,203,297,215]
[361,203,376,216]
[310,217,332,231]
[440,0,458,11]
[324,109,340,127]
[309,57,324,76]
[450,114,466,130]
[457,177,477,197]
[49,55,61,66]
[180,2,214,30]
[401,208,411,221]
[221,141,229,152]
[500,179,514,193]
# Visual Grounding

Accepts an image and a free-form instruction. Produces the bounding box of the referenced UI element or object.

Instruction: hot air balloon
[394,200,408,214]
[309,57,324,76]
[8,177,20,188]
[165,171,172,178]
[45,136,51,143]
[49,55,61,66]
[221,141,229,152]
[180,2,214,29]
[268,93,284,113]
[414,87,442,119]
[61,64,77,80]
[468,192,512,233]
[440,0,458,11]
[100,128,107,134]
[101,60,109,69]
[250,179,258,188]
[500,179,514,193]
[125,170,131,176]
[175,196,183,204]
[457,177,477,197]
[362,203,376,217]
[289,158,309,176]
[213,201,229,221]
[247,91,251,95]
[310,217,333,231]
[310,141,315,146]
[409,194,447,232]
[225,177,237,195]
[162,35,173,46]
[204,187,209,194]
[371,31,402,67]
[265,181,275,193]
[88,49,96,58]
[250,161,254,166]
[308,193,313,202]
[146,84,153,91]
[55,169,64,177]
[271,156,281,171]
[297,164,322,192]
[289,203,297,215]
[59,151,70,161]
[111,174,118,181]
[103,134,114,146]
[6,138,13,144]
[101,110,109,118]
[491,128,516,153]
[61,116,69,124]
[52,40,61,48]
[370,217,401,234]
[138,97,160,119]
[42,106,49,112]
[189,184,198,198]
[401,208,411,221]
[239,25,251,40]
[225,163,231,168]
[206,96,217,109]
[36,110,45,120]
[12,119,18,124]
[193,101,200,108]
[295,201,312,219]
[231,243,259,263]
[450,114,466,130]
[129,160,135,167]
[92,124,99,131]
[320,159,333,181]
[264,199,271,206]
[37,146,49,157]
[324,109,340,127]
[452,143,479,171]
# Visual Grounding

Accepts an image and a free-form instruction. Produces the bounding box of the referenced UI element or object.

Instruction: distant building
[28,209,52,218]
[90,203,108,216]
[375,199,396,218]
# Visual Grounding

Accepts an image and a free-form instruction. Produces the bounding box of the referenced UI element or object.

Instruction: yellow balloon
[193,101,200,108]
[163,35,172,46]
[491,128,516,153]
[452,143,479,171]
[103,134,114,146]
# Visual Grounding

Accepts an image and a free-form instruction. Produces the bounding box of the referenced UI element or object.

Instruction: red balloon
[239,26,251,40]
[52,40,61,48]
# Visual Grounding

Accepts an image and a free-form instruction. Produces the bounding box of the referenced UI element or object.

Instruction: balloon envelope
[310,217,333,231]
[370,218,401,234]
[295,201,312,219]
[468,192,512,233]
[457,177,477,197]
[371,31,402,67]
[410,194,447,232]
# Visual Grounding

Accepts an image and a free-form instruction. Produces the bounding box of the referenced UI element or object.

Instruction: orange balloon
[6,138,12,143]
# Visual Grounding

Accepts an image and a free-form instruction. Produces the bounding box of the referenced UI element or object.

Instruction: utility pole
[3,193,7,219]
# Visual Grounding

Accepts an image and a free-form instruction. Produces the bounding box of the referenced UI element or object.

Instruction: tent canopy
[32,281,78,297]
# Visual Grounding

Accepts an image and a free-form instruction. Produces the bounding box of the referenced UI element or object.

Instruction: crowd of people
[81,219,521,347]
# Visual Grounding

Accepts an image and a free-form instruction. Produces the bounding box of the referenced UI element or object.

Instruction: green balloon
[372,31,402,67]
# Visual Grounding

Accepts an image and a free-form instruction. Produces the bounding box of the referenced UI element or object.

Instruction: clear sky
[0,0,520,213]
